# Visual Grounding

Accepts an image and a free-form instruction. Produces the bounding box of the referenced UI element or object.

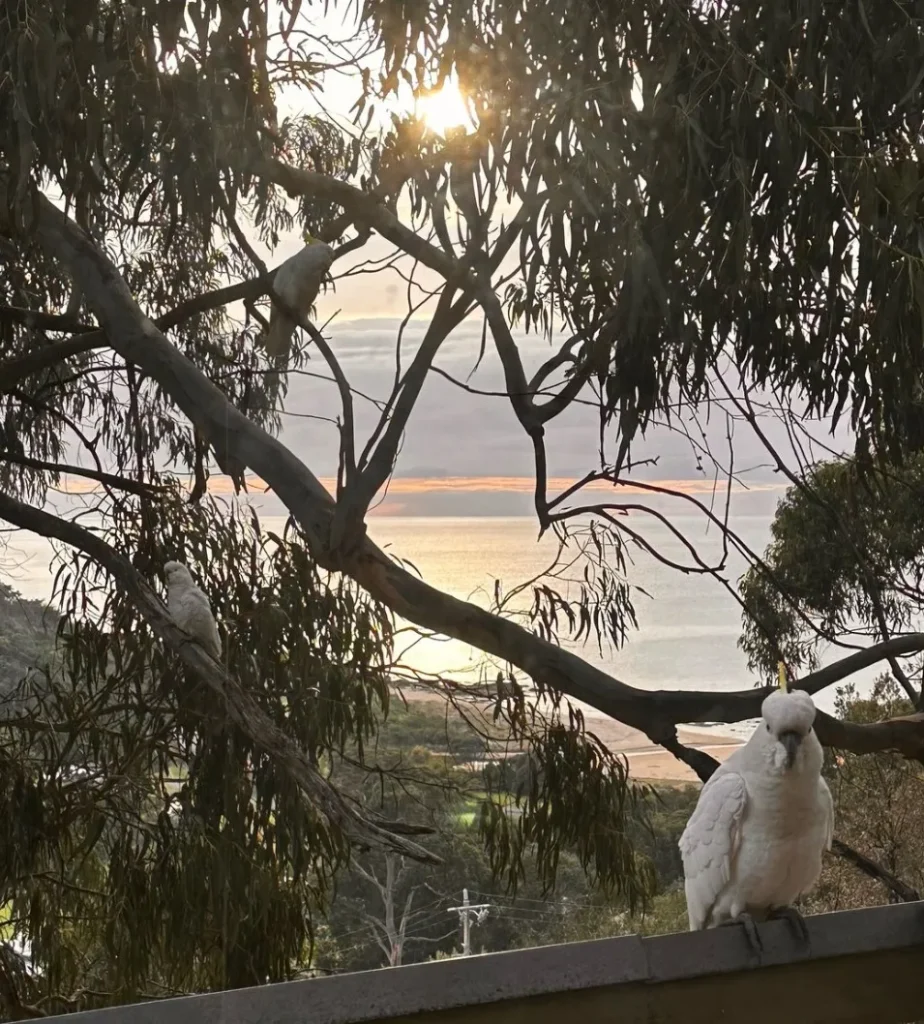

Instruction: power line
[465,888,608,911]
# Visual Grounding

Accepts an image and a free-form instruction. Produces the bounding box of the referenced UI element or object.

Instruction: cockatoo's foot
[720,913,763,966]
[768,905,811,948]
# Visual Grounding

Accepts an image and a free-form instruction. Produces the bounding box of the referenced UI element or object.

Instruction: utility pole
[448,888,491,956]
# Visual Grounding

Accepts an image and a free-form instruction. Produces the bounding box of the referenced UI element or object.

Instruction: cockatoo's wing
[679,770,748,930]
[262,243,334,363]
[819,776,834,851]
[168,585,222,660]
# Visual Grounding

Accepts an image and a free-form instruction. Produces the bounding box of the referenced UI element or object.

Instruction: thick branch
[0,273,278,394]
[0,305,94,333]
[24,188,924,768]
[257,159,460,281]
[0,489,438,864]
[814,708,924,761]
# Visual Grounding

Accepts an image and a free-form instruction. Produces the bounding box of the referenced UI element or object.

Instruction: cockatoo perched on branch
[164,561,221,660]
[262,233,334,363]
[679,668,833,956]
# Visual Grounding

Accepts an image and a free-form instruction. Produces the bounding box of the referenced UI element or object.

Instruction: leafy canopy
[740,455,924,681]
[363,0,924,455]
[4,0,924,1009]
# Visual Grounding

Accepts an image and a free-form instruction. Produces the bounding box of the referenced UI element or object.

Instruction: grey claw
[720,912,763,966]
[768,905,811,948]
[738,912,764,965]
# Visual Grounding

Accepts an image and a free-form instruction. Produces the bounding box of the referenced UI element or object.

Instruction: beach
[395,684,742,784]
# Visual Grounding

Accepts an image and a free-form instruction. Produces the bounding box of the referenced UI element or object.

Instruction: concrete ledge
[43,902,924,1024]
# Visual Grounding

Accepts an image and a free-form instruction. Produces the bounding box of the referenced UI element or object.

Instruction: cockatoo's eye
[766,723,771,732]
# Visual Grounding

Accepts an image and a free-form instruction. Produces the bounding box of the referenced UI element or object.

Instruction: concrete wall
[42,902,924,1024]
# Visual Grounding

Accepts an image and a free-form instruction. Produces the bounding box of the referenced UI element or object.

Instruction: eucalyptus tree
[741,453,924,705]
[3,0,924,1011]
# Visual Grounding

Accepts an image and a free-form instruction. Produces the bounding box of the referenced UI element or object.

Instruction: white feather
[264,241,334,362]
[679,689,834,930]
[164,560,221,660]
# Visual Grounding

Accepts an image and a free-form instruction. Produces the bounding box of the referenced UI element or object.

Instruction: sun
[415,79,474,136]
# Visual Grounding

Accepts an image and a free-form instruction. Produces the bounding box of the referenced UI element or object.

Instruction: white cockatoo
[679,678,833,953]
[263,233,334,363]
[163,560,221,660]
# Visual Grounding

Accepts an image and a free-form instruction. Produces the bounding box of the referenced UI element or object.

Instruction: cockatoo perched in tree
[679,668,833,956]
[164,561,221,660]
[262,233,334,363]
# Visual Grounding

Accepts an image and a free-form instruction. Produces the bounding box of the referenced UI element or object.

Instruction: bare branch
[345,286,470,524]
[0,450,166,499]
[829,838,920,903]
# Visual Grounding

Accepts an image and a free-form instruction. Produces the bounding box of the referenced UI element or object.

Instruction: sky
[207,5,854,520]
[38,4,853,524]
[267,307,817,518]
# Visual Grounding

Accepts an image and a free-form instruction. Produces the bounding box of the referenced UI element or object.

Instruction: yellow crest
[777,661,788,692]
[303,231,322,245]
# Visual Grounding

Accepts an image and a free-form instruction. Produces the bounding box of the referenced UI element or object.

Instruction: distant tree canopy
[740,454,924,703]
[3,0,924,1013]
[808,678,924,911]
[0,583,57,693]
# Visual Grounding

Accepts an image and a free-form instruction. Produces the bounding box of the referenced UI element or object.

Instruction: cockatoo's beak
[779,730,801,769]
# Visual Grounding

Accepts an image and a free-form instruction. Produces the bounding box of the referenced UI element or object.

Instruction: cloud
[51,313,842,521]
[275,314,850,494]
[55,471,785,522]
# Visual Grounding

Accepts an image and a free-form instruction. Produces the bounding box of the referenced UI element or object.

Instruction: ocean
[2,511,872,729]
[367,514,766,688]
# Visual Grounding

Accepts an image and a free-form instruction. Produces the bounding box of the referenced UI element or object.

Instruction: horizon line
[58,473,787,500]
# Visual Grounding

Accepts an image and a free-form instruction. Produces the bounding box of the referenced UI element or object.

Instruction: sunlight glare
[416,80,474,136]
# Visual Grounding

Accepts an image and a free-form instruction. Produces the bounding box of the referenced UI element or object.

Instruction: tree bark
[0,490,438,865]
[14,185,924,767]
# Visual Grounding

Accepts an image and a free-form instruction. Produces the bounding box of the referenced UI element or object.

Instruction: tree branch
[0,451,166,498]
[22,186,924,767]
[829,838,921,903]
[256,159,460,281]
[534,313,619,425]
[0,273,278,393]
[0,488,438,864]
[345,286,470,523]
[0,305,94,333]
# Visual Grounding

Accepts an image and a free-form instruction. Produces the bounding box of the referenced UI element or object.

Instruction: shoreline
[393,684,743,784]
